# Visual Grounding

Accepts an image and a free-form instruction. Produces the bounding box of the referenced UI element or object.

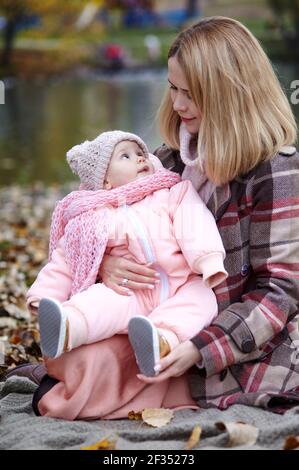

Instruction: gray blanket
[1,377,299,450]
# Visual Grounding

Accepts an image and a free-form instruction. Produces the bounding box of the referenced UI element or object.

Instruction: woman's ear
[104,179,112,190]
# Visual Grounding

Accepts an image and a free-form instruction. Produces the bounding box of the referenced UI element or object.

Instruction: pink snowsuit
[27,178,227,352]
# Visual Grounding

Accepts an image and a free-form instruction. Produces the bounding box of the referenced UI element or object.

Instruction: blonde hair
[158,16,298,185]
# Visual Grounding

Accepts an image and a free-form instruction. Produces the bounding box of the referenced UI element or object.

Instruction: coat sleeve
[191,153,299,377]
[26,237,72,315]
[169,180,228,288]
[153,144,185,174]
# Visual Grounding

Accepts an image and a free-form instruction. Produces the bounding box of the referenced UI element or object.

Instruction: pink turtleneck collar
[179,122,216,205]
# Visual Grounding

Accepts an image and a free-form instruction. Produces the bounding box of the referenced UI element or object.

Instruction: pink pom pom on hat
[66,130,150,190]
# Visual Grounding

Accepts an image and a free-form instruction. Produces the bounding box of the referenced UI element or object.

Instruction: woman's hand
[137,340,202,383]
[99,254,160,296]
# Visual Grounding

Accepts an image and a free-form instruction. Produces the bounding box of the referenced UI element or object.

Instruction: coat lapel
[207,183,232,221]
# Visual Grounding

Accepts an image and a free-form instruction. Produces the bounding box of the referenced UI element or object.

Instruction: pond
[0,63,298,187]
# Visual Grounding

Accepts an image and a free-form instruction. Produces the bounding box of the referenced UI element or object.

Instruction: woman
[8,16,299,418]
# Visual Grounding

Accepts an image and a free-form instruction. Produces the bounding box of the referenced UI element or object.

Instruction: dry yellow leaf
[216,421,259,447]
[81,437,116,450]
[185,425,202,450]
[284,435,299,450]
[141,408,174,428]
[128,410,143,420]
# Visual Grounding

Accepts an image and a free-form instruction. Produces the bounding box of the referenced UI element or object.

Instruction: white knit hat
[66,130,150,190]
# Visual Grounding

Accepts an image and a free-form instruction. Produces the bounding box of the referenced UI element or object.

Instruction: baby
[27,130,227,376]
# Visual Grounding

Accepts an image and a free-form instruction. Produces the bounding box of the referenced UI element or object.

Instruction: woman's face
[168,56,201,134]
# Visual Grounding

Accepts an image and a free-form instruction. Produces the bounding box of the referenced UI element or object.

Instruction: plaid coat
[155,144,299,413]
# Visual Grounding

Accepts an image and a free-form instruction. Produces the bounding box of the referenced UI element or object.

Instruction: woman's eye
[169,85,177,91]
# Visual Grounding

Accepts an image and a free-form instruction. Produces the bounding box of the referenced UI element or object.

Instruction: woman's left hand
[137,340,202,383]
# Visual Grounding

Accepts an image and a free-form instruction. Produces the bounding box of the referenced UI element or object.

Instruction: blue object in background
[0,14,41,32]
[15,14,41,32]
[0,16,6,31]
[161,7,202,27]
[123,9,160,28]
[159,9,188,27]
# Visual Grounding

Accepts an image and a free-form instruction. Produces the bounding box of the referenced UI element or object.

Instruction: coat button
[241,338,255,353]
[241,264,250,277]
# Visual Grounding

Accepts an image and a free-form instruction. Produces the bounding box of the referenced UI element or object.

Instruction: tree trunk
[186,0,199,19]
[1,18,18,66]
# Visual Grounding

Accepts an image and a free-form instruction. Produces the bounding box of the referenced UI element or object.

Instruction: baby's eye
[121,154,130,159]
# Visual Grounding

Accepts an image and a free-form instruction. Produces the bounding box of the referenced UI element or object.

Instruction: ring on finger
[121,277,129,286]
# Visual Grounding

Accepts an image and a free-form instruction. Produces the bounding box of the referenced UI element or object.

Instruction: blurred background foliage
[0,1,298,188]
[0,1,298,78]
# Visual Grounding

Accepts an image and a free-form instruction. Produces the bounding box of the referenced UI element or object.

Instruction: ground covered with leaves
[0,183,74,377]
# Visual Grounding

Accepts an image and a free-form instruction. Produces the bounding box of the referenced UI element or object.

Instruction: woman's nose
[172,93,188,113]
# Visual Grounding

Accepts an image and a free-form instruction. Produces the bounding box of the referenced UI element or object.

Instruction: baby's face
[104,140,154,189]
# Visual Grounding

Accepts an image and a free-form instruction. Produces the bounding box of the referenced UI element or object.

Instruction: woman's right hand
[99,255,160,296]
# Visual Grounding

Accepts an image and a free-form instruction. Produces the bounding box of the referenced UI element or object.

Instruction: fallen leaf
[128,410,143,420]
[9,334,21,345]
[185,425,202,450]
[215,421,259,447]
[284,435,299,450]
[141,408,174,428]
[81,437,116,450]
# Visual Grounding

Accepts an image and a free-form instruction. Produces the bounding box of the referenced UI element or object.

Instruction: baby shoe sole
[128,316,160,377]
[38,298,66,358]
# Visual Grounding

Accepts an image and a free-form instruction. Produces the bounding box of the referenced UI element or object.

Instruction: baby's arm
[170,180,228,288]
[26,237,72,315]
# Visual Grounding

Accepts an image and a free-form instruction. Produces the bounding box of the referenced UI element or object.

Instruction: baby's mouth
[138,165,150,173]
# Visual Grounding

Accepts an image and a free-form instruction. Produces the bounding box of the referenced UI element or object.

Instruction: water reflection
[0,64,298,187]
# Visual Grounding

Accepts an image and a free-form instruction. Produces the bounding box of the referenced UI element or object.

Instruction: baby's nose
[137,155,145,163]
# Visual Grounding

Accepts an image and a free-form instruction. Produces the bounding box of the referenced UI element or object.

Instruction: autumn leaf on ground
[0,184,70,367]
[215,421,259,447]
[128,410,143,420]
[284,435,299,450]
[141,408,174,428]
[185,425,202,450]
[81,437,116,450]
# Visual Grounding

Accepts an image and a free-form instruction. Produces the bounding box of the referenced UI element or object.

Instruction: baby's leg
[127,275,217,377]
[62,283,143,348]
[38,284,146,357]
[148,275,218,349]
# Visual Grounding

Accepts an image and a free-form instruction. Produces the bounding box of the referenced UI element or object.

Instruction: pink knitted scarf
[49,169,181,295]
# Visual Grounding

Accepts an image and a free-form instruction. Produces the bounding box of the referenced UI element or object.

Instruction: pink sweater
[27,179,227,313]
